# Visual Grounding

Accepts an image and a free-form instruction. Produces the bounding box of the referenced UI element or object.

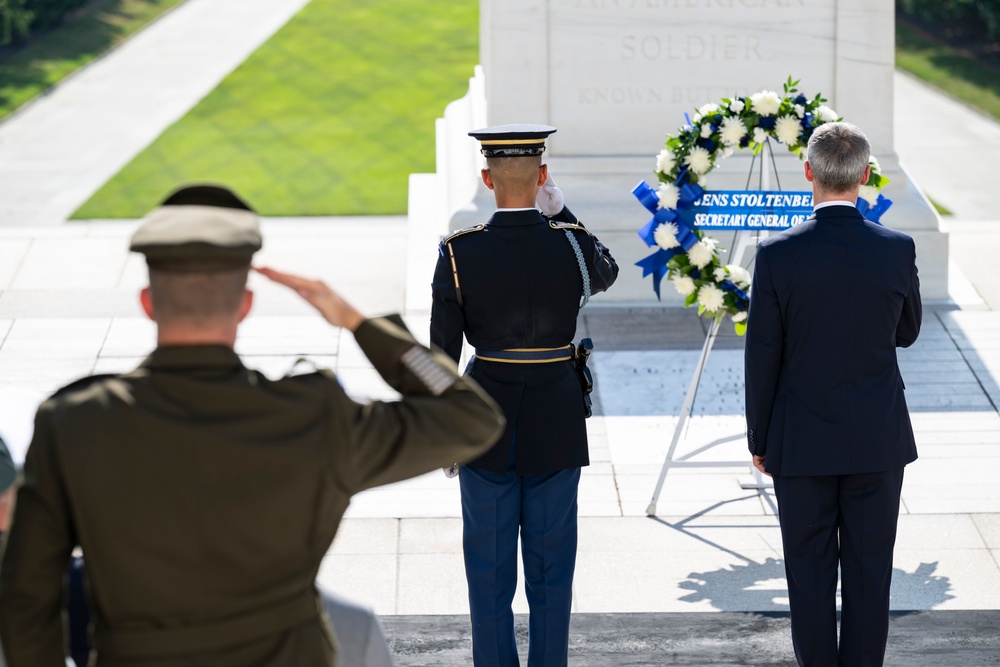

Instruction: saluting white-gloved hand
[535,172,565,217]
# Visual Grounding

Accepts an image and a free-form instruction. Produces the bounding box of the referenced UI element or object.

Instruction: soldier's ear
[237,289,253,324]
[481,168,495,190]
[140,287,155,321]
[537,163,548,187]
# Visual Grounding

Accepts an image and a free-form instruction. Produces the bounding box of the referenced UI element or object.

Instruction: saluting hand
[535,172,565,217]
[254,266,365,332]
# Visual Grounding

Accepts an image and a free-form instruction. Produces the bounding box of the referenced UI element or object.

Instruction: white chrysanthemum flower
[684,146,713,175]
[656,149,675,174]
[793,104,805,118]
[732,311,748,323]
[654,222,680,250]
[687,239,717,269]
[719,116,747,146]
[672,275,697,296]
[750,90,781,116]
[722,146,734,159]
[725,264,752,287]
[869,154,881,172]
[700,124,713,138]
[698,102,720,117]
[692,113,702,124]
[729,99,745,113]
[698,284,726,312]
[713,267,728,282]
[817,105,839,122]
[656,182,680,210]
[774,115,802,145]
[752,127,770,144]
[859,185,880,206]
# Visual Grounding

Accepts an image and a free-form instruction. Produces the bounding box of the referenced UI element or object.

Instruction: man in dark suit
[0,185,504,667]
[744,122,922,667]
[431,125,618,666]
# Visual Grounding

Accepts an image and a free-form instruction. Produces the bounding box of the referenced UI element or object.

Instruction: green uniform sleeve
[341,316,504,492]
[0,404,73,666]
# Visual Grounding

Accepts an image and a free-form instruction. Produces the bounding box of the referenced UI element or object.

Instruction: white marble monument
[406,0,948,307]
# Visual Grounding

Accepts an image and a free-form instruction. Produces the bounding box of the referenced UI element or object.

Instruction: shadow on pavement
[384,608,1000,666]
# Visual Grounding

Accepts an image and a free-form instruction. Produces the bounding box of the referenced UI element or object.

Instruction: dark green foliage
[0,0,32,45]
[23,0,87,32]
[899,0,999,39]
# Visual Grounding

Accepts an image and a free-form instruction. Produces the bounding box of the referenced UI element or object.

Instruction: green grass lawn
[895,22,1000,122]
[0,0,186,120]
[72,0,479,218]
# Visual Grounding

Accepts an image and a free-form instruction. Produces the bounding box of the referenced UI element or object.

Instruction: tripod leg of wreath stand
[646,316,722,517]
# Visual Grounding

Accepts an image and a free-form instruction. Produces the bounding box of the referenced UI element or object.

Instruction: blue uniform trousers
[459,461,580,667]
[773,469,905,667]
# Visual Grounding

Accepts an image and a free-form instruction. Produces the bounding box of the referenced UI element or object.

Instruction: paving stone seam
[973,517,1000,572]
[394,518,404,615]
[936,311,1000,415]
[6,238,33,291]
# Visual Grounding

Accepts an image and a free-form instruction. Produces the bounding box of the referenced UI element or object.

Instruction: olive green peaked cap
[130,184,262,271]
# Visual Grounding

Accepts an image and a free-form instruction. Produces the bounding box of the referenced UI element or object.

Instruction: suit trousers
[773,468,905,667]
[459,461,580,667]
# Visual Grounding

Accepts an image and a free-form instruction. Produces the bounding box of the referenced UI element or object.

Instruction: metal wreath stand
[645,139,785,518]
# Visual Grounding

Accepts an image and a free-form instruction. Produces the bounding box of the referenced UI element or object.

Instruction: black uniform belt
[94,590,321,658]
[474,345,574,363]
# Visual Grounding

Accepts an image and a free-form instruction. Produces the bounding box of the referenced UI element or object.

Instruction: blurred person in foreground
[744,122,921,667]
[431,125,618,666]
[0,185,504,667]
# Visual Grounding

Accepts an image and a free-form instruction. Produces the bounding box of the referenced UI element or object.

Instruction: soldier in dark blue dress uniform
[430,125,619,667]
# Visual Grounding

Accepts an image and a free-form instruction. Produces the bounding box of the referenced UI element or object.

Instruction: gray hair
[806,122,871,193]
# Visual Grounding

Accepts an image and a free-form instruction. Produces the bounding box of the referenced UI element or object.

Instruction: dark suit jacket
[431,207,618,475]
[744,204,922,476]
[0,317,503,667]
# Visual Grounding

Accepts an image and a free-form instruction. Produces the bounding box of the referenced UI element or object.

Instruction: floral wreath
[634,77,892,335]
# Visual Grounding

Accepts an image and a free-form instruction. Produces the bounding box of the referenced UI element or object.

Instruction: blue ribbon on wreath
[632,179,704,299]
[720,279,749,311]
[855,193,892,225]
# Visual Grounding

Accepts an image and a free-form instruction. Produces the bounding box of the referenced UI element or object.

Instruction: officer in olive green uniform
[0,185,504,667]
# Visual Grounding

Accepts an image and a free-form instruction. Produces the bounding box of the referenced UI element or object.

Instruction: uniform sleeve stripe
[401,347,456,396]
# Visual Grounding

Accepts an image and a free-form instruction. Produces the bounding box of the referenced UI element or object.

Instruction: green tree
[0,0,32,46]
[23,0,87,32]
[900,0,999,38]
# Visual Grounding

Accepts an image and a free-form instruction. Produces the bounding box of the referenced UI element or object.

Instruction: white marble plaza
[1,214,998,619]
[0,0,998,632]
